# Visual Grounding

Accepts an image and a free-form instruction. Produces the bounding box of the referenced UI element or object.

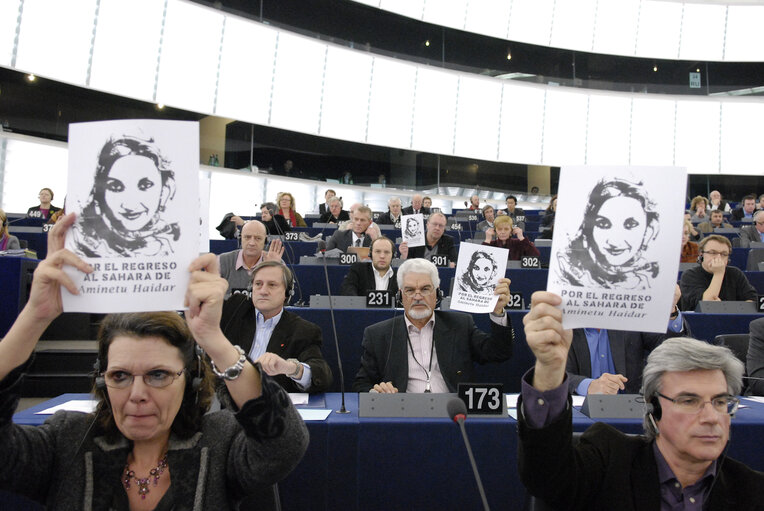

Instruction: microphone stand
[448,399,490,511]
[319,241,349,414]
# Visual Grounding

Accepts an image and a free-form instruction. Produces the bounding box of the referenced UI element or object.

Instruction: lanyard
[406,327,435,392]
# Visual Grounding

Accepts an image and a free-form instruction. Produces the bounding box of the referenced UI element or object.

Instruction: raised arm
[185,253,262,408]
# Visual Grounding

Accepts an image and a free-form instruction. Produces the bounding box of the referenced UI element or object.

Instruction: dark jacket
[353,311,514,392]
[518,401,764,510]
[221,295,333,392]
[406,234,458,264]
[340,262,398,296]
[319,210,350,224]
[566,323,689,395]
[327,229,371,253]
[679,265,757,310]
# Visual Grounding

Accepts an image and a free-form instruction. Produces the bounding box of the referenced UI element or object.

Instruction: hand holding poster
[63,119,200,312]
[450,243,508,313]
[547,166,686,332]
[401,213,425,247]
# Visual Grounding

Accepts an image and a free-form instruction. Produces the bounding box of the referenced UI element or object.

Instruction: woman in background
[0,209,20,250]
[27,188,61,221]
[276,192,307,228]
[680,219,700,263]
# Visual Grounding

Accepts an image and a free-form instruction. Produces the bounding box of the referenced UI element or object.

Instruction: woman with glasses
[0,214,307,509]
[679,234,757,311]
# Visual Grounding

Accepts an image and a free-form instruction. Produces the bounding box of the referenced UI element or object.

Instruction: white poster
[401,213,425,247]
[450,243,508,313]
[547,166,687,332]
[199,171,211,253]
[63,120,200,312]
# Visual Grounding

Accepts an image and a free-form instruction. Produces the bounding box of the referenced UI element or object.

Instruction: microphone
[319,239,349,414]
[447,398,490,511]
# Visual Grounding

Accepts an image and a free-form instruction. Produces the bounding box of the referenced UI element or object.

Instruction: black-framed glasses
[102,369,184,389]
[656,392,739,415]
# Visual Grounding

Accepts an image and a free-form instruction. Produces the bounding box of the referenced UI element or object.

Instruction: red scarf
[280,208,297,227]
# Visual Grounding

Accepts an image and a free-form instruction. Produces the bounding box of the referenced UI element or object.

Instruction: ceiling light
[27,74,36,82]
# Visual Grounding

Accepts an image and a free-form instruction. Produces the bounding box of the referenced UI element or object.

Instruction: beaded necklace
[122,452,168,499]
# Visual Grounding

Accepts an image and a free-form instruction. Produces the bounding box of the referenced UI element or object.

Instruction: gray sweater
[0,363,308,510]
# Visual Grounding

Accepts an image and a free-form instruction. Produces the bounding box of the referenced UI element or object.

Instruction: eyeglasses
[656,392,739,415]
[702,250,729,258]
[102,369,184,389]
[402,285,435,298]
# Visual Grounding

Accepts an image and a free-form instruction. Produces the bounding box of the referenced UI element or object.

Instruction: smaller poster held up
[401,213,425,247]
[547,166,687,333]
[63,119,200,313]
[450,243,508,313]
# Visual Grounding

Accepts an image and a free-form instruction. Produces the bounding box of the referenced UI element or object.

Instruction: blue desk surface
[14,392,764,511]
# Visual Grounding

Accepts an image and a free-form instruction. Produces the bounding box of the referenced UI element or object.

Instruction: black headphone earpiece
[284,267,295,305]
[93,358,106,390]
[697,253,704,264]
[648,395,662,421]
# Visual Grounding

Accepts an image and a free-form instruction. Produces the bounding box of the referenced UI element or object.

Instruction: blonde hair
[493,215,514,229]
[0,208,8,238]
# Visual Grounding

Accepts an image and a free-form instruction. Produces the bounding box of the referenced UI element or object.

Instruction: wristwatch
[287,358,302,379]
[210,345,247,380]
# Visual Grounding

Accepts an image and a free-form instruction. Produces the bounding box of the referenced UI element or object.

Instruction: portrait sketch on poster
[401,213,425,247]
[450,243,508,313]
[547,166,686,332]
[63,119,200,313]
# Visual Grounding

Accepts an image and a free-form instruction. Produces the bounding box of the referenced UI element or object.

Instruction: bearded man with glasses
[520,292,764,509]
[679,235,757,311]
[353,258,514,393]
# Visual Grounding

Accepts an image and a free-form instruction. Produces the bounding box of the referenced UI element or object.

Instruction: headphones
[395,287,444,308]
[645,394,663,421]
[92,348,203,393]
[247,261,296,305]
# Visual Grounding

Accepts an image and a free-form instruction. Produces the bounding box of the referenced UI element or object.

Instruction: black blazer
[319,210,350,224]
[263,214,291,235]
[406,234,458,264]
[220,295,333,392]
[319,203,328,215]
[566,323,689,395]
[326,229,371,252]
[401,206,431,216]
[518,401,764,510]
[340,262,398,296]
[376,211,401,226]
[353,310,514,392]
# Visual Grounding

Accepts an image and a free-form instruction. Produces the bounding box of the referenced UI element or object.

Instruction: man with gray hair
[739,209,764,247]
[218,220,283,297]
[353,258,514,393]
[377,196,403,227]
[402,194,430,216]
[519,291,763,509]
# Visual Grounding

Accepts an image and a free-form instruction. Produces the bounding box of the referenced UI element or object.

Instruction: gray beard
[407,307,432,320]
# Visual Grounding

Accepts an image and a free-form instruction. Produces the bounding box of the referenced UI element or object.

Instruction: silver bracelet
[210,345,246,381]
